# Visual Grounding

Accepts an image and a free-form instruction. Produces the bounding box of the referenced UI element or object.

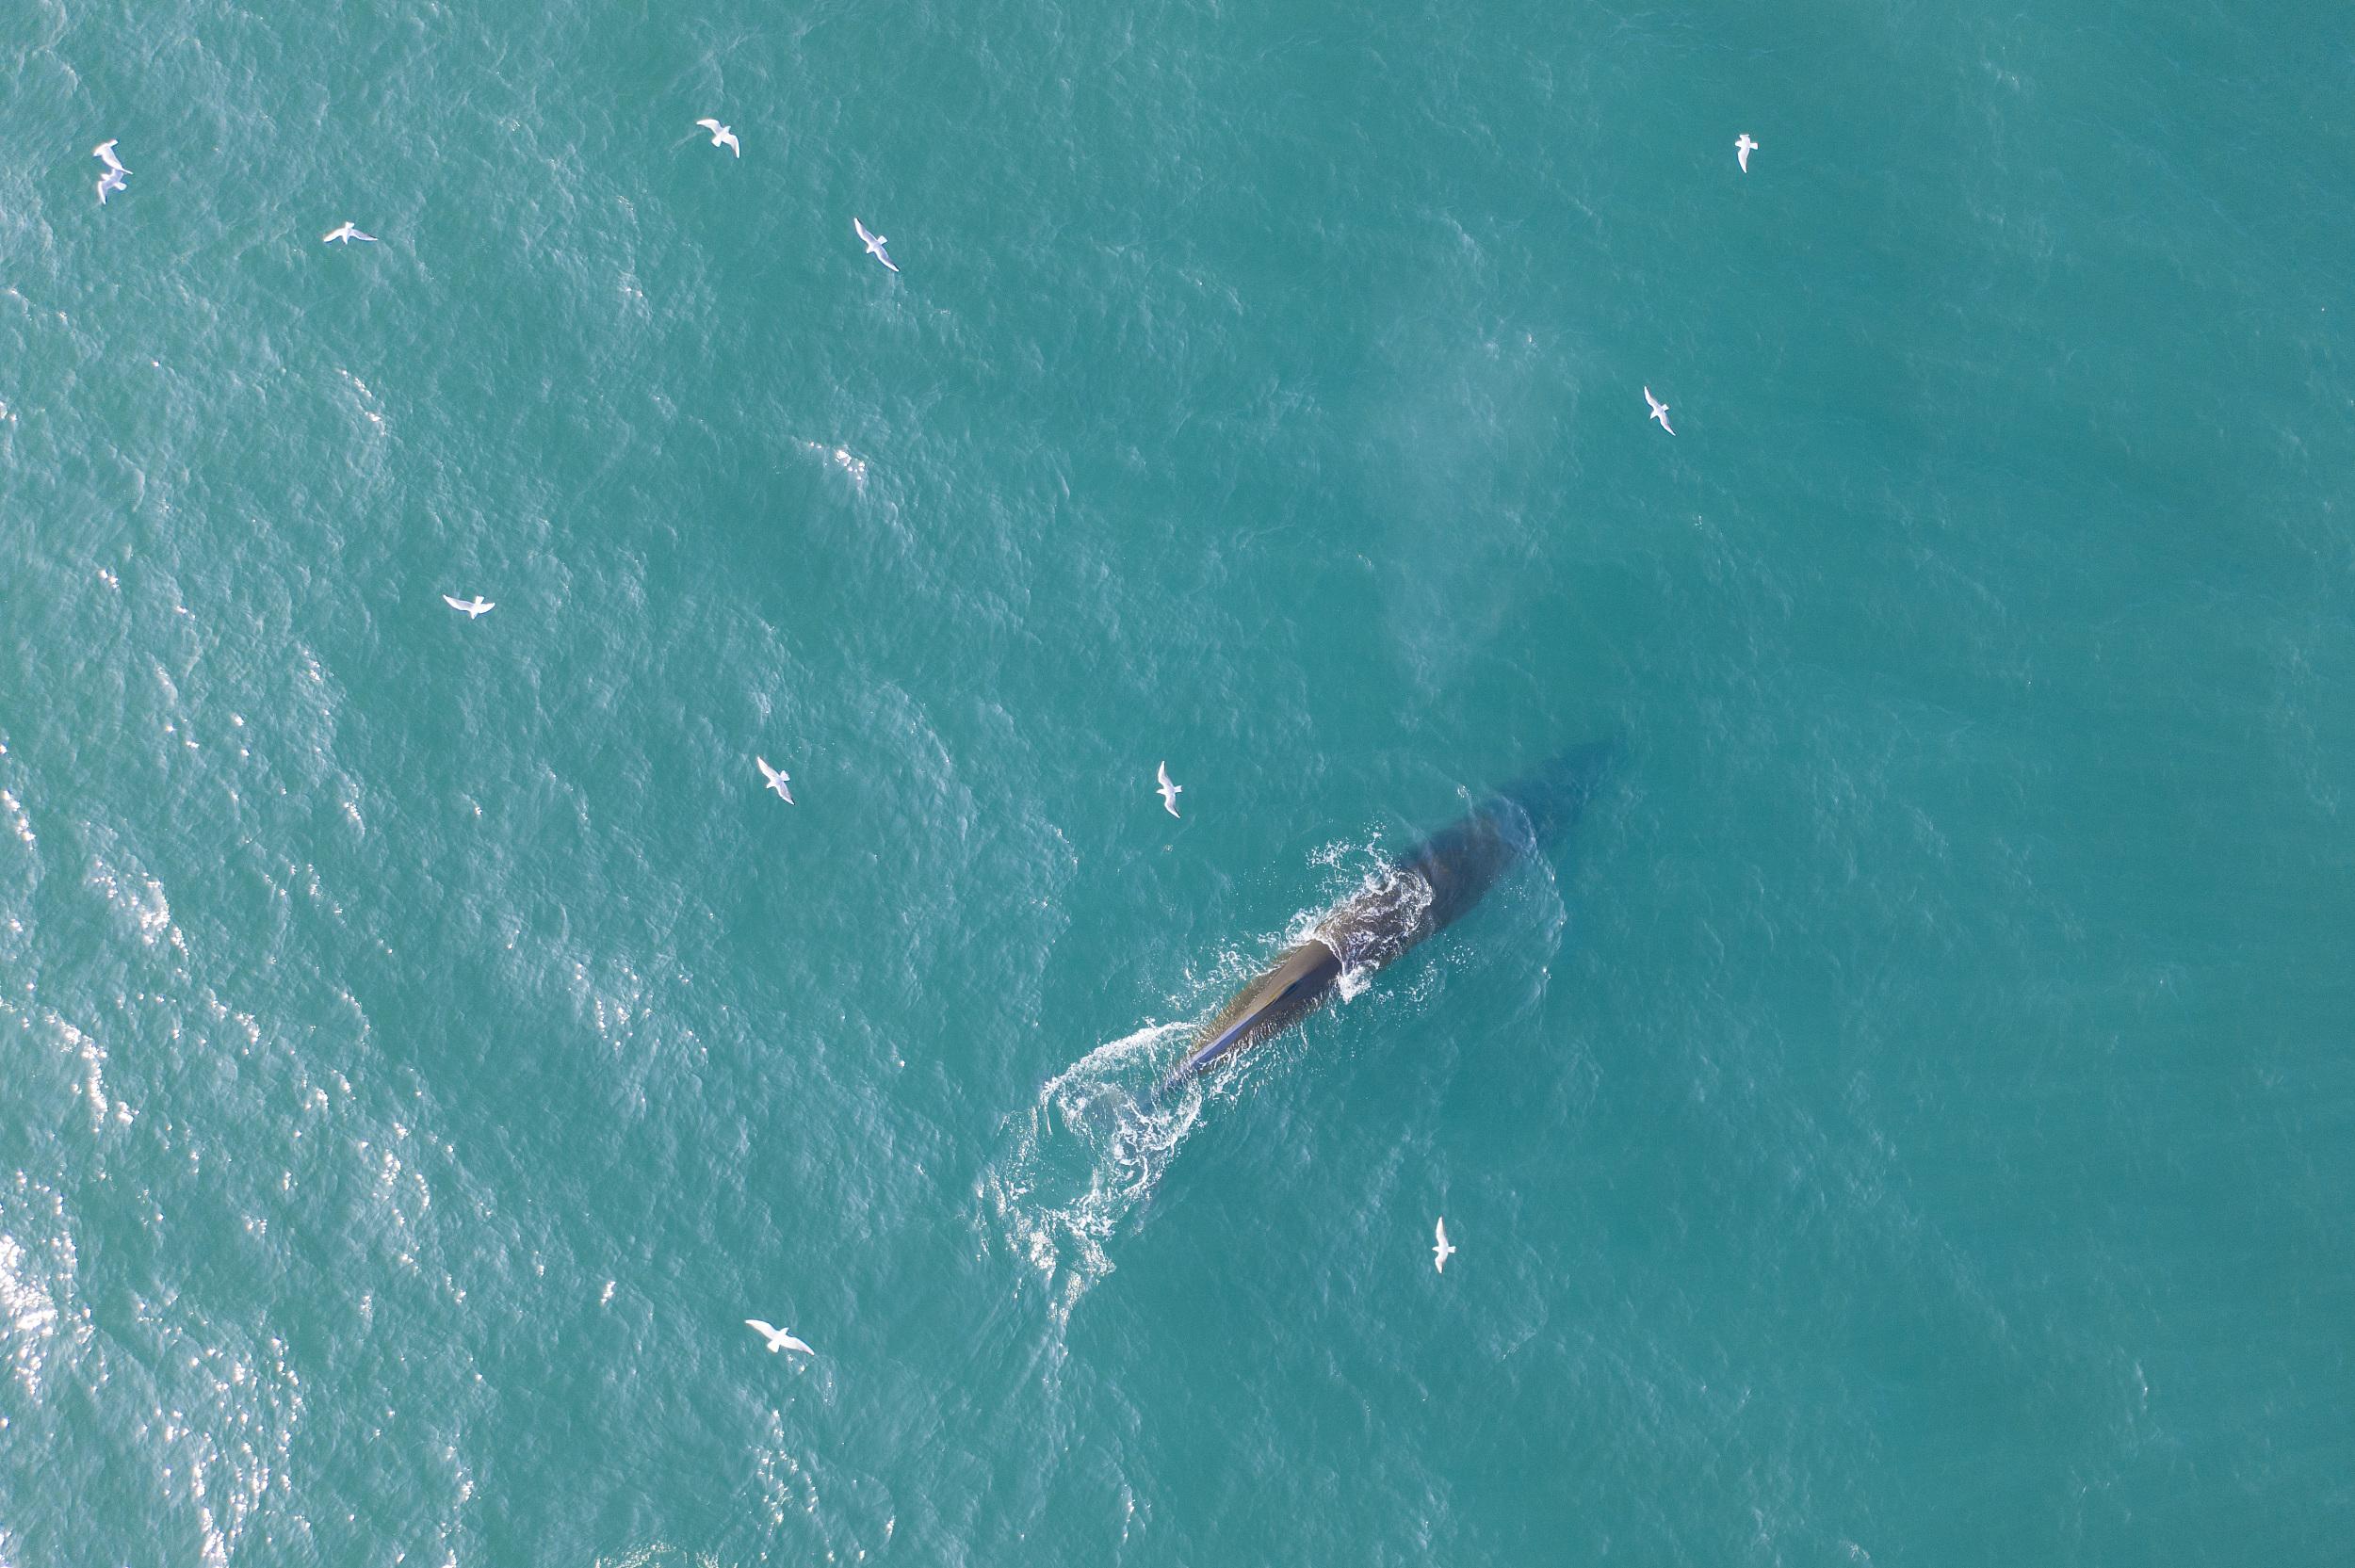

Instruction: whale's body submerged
[1159,743,1615,1092]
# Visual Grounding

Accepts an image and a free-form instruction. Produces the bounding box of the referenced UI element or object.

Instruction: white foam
[86,856,185,954]
[800,440,869,492]
[0,1176,84,1403]
[0,788,31,849]
[0,1234,60,1385]
[983,1019,1200,1329]
[46,1010,116,1131]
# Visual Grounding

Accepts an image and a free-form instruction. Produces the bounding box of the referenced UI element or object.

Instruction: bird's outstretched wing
[697,119,723,132]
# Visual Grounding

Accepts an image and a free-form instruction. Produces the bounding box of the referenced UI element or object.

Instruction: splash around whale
[1157,740,1618,1094]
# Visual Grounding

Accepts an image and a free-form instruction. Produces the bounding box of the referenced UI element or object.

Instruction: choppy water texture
[4,0,2353,1561]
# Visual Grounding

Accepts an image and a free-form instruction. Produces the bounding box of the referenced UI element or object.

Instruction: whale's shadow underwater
[1156,739,1618,1095]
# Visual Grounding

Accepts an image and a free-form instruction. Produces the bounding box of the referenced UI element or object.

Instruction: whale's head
[1502,737,1620,849]
[1397,737,1620,934]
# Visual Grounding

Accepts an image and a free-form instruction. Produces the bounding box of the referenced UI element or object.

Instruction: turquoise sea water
[4,0,2352,1561]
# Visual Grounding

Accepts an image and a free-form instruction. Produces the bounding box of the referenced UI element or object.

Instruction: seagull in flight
[745,1319,815,1356]
[443,594,494,618]
[92,139,128,174]
[96,168,127,204]
[694,119,740,157]
[853,218,899,274]
[1155,761,1182,817]
[1434,1217,1456,1273]
[1736,134,1759,173]
[1644,386,1674,435]
[322,221,378,245]
[756,756,795,803]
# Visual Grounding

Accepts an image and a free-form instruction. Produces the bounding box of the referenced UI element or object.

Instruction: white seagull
[853,218,899,274]
[745,1319,815,1356]
[93,139,128,174]
[756,756,795,804]
[1644,386,1674,435]
[1434,1217,1456,1273]
[443,594,495,618]
[322,221,378,245]
[96,168,127,204]
[1156,761,1182,817]
[695,119,740,157]
[1736,134,1758,173]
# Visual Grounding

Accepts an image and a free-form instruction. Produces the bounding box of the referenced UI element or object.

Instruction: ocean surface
[3,0,2351,1561]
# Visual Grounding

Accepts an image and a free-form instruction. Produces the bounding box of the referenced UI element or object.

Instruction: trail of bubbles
[983,1021,1202,1332]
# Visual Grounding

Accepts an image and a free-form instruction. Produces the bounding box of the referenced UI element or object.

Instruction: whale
[1158,741,1616,1094]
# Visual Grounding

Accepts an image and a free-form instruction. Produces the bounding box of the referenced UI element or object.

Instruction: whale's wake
[983,1020,1208,1329]
[982,840,1445,1329]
